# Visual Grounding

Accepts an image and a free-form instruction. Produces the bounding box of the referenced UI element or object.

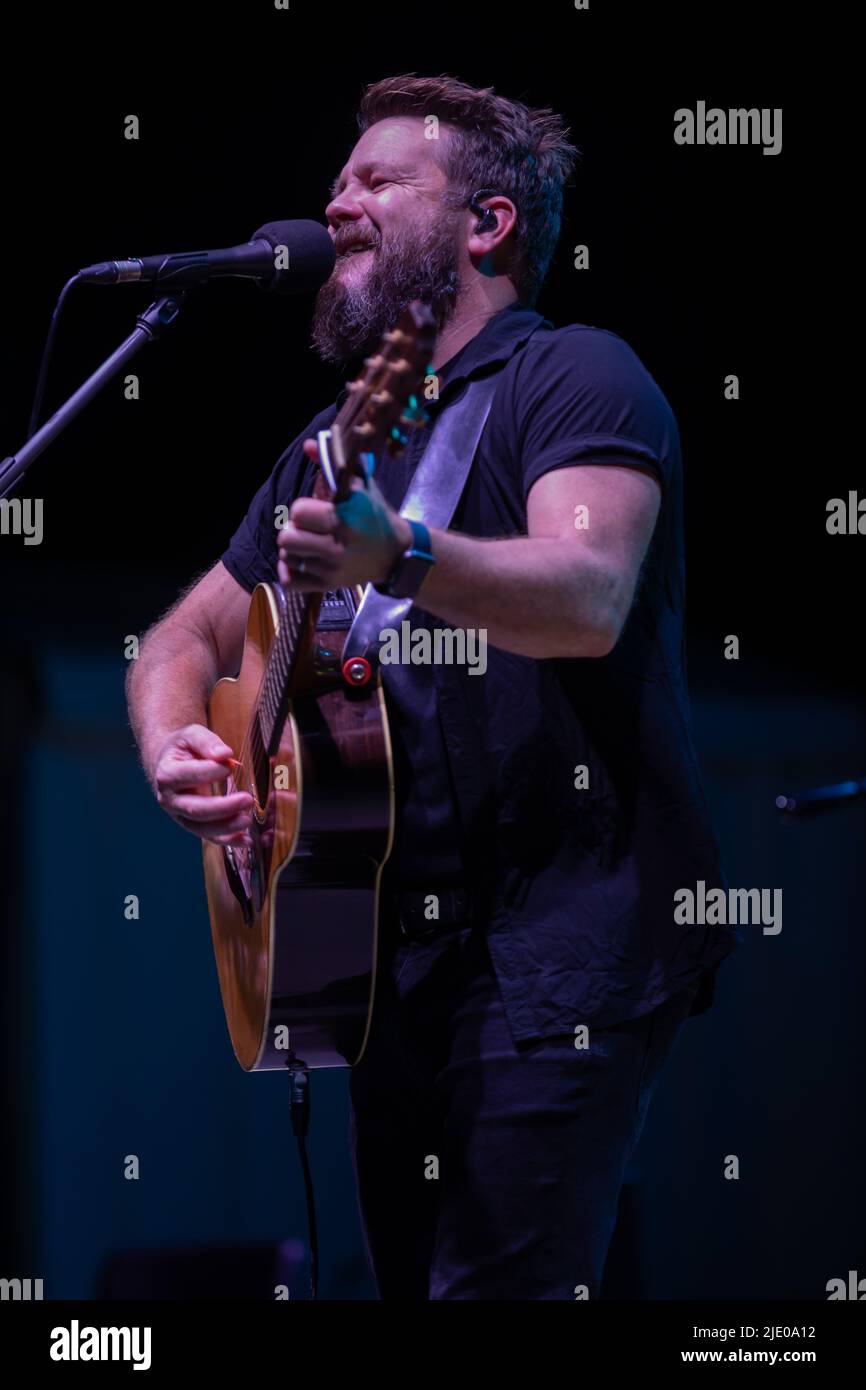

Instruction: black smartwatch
[375,518,436,599]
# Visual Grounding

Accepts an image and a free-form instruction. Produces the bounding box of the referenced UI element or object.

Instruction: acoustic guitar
[202,301,436,1071]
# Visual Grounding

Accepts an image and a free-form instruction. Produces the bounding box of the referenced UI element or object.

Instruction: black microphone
[77,218,335,293]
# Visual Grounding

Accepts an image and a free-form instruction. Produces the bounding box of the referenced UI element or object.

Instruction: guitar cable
[286,1058,319,1299]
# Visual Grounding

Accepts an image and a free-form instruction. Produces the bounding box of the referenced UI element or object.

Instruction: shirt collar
[435,300,551,392]
[334,300,551,411]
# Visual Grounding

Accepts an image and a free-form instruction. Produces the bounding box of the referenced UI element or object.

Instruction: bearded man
[127,73,739,1301]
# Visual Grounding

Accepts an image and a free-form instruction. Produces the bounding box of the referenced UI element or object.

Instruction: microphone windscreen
[252,219,335,294]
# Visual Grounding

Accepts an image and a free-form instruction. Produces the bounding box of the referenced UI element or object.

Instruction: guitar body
[202,582,394,1071]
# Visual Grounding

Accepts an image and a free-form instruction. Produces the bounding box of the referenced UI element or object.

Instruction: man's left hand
[277,439,412,591]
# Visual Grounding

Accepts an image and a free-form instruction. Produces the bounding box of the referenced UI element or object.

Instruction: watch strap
[375,519,435,598]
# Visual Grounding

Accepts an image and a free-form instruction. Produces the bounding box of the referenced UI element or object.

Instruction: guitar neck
[254,404,365,754]
[253,298,437,760]
[257,586,319,756]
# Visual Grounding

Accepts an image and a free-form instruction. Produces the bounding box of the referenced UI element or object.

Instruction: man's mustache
[334,230,382,257]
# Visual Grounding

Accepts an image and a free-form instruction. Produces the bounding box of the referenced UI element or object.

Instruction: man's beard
[310,210,461,365]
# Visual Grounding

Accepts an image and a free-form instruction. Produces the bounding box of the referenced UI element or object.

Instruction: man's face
[311,116,463,363]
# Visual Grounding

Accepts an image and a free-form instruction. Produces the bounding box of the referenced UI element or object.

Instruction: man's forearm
[411,528,624,659]
[126,621,219,785]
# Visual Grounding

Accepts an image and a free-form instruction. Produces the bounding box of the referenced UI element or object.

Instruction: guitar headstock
[322,301,437,497]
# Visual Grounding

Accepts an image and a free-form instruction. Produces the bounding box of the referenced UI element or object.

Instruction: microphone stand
[775,776,866,817]
[0,293,185,499]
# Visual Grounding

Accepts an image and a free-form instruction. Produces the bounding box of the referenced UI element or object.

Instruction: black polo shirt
[220,301,741,1039]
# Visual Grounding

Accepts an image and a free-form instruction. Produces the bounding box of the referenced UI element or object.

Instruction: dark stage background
[1,4,862,1302]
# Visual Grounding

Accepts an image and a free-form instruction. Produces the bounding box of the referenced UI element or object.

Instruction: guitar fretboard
[258,585,310,756]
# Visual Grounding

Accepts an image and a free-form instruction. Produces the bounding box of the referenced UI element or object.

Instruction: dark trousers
[348,916,699,1300]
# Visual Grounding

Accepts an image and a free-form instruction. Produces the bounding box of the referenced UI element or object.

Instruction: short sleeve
[512,327,680,499]
[220,402,338,593]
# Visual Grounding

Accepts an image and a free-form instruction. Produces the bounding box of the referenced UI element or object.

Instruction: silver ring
[296,559,306,575]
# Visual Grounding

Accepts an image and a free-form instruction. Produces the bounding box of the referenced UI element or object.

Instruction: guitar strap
[342,368,504,672]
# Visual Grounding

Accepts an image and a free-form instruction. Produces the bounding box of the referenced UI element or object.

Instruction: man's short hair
[357,73,579,307]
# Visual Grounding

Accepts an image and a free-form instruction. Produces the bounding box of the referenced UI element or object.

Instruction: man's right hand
[152,724,253,847]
